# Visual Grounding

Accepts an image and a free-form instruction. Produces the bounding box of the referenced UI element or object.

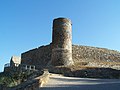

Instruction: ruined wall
[51,18,73,66]
[10,56,21,67]
[21,45,120,70]
[21,44,52,70]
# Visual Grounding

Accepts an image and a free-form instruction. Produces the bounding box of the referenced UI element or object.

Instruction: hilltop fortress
[4,18,120,72]
[2,17,120,90]
[22,18,74,70]
[21,18,120,71]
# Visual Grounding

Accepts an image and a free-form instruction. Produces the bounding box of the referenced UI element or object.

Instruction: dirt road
[40,74,120,90]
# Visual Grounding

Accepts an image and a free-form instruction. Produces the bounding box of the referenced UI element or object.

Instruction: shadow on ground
[40,82,120,90]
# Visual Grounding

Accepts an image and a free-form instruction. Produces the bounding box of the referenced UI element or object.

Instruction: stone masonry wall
[21,44,52,70]
[51,18,73,66]
[21,44,120,70]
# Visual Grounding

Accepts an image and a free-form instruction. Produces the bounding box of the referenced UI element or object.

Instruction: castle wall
[21,45,120,70]
[21,45,52,70]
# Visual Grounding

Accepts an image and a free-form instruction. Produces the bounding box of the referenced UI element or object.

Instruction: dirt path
[40,74,120,90]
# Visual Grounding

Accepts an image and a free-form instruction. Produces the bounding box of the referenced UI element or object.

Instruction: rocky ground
[48,65,120,79]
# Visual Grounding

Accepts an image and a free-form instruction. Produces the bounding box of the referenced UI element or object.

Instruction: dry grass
[66,60,120,71]
[91,61,120,65]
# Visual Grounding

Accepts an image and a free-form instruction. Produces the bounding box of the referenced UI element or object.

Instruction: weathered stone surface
[4,56,21,72]
[51,18,73,66]
[21,44,120,70]
[10,56,21,67]
[21,44,52,70]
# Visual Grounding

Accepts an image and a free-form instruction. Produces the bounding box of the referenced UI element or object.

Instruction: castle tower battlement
[51,18,74,66]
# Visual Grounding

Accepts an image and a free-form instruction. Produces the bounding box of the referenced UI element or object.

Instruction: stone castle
[4,17,120,72]
[21,18,74,70]
[2,17,120,90]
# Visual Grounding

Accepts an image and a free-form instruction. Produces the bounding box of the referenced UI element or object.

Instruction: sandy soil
[40,74,120,90]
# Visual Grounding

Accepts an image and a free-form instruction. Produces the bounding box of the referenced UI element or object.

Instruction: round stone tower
[51,18,74,66]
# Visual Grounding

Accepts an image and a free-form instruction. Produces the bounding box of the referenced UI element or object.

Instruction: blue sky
[0,0,120,71]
